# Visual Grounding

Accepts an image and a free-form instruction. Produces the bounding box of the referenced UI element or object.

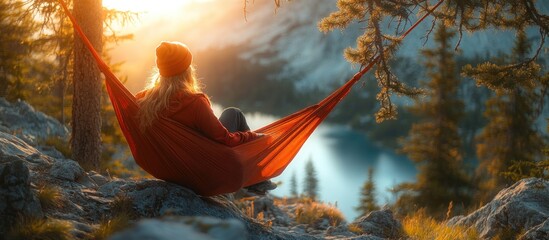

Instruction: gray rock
[0,100,326,240]
[252,196,292,226]
[448,178,549,239]
[0,160,44,234]
[89,171,109,186]
[519,218,549,240]
[109,218,215,240]
[77,172,98,189]
[174,216,247,239]
[290,224,307,234]
[110,216,247,240]
[25,152,52,166]
[0,131,41,162]
[120,180,312,240]
[351,209,404,239]
[339,236,384,240]
[326,224,356,237]
[98,180,128,197]
[122,180,248,219]
[0,98,68,145]
[36,145,67,159]
[49,159,84,181]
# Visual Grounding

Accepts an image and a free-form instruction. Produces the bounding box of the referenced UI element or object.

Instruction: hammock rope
[57,0,444,196]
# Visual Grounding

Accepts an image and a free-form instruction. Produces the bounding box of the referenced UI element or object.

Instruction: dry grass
[347,223,365,235]
[90,214,132,240]
[110,195,136,218]
[493,228,526,240]
[41,137,71,158]
[89,195,135,239]
[402,210,478,240]
[295,198,344,227]
[7,217,72,240]
[37,185,63,210]
[235,197,273,228]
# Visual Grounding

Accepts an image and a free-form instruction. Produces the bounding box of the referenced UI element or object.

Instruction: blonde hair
[137,65,201,131]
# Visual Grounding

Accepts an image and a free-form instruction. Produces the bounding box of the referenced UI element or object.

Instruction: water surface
[241,111,417,221]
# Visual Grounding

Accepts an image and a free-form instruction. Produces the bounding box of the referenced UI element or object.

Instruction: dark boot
[245,180,277,195]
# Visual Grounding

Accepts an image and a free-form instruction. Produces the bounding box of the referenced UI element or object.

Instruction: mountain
[185,0,544,90]
[108,0,548,150]
[112,0,546,93]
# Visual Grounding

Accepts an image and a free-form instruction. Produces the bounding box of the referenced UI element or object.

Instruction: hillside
[1,98,549,239]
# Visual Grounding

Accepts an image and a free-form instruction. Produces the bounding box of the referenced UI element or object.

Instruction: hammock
[58,0,443,196]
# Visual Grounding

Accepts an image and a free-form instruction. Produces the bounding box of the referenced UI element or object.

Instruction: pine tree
[464,29,547,202]
[397,24,471,218]
[316,0,547,123]
[20,0,136,174]
[71,0,103,170]
[303,158,319,200]
[318,0,422,122]
[290,171,299,197]
[356,167,379,217]
[540,122,549,180]
[0,0,37,101]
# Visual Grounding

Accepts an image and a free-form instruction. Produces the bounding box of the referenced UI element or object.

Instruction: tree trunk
[71,0,103,171]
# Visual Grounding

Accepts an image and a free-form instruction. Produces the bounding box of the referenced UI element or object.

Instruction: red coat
[136,91,258,147]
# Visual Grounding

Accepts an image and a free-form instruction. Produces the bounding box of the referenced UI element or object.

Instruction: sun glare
[103,0,213,13]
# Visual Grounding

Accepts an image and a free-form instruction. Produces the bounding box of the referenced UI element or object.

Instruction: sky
[102,0,278,93]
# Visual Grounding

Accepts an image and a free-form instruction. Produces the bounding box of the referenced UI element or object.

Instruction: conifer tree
[0,0,37,101]
[316,0,547,122]
[318,0,422,122]
[464,29,548,202]
[71,0,103,170]
[290,171,299,197]
[397,23,471,217]
[19,0,137,174]
[540,122,549,180]
[303,158,319,200]
[356,167,379,216]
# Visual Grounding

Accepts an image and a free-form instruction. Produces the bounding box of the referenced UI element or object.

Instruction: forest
[1,0,548,239]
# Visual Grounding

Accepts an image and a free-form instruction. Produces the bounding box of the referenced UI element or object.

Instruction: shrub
[37,185,63,210]
[347,223,364,235]
[7,217,72,240]
[90,195,135,239]
[110,195,136,218]
[90,214,132,240]
[402,210,478,240]
[295,198,344,227]
[235,197,272,228]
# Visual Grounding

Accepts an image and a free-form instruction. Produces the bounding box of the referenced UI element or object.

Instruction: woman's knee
[220,107,243,118]
[219,107,250,132]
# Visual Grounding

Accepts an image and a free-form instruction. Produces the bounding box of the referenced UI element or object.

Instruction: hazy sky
[103,0,279,93]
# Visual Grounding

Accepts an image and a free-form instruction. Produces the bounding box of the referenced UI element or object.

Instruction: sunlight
[103,0,214,13]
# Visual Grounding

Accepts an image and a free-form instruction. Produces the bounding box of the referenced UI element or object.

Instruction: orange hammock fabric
[58,0,442,196]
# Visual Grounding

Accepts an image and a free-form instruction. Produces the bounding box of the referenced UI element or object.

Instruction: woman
[136,41,276,194]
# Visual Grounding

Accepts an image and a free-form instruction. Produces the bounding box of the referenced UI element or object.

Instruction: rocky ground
[1,98,548,239]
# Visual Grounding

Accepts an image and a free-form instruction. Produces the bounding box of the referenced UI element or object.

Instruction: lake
[219,108,418,221]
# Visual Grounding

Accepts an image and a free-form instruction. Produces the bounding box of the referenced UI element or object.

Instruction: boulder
[49,159,84,181]
[0,98,68,145]
[520,218,549,240]
[448,178,549,239]
[325,224,356,238]
[0,132,41,163]
[113,180,315,240]
[89,171,109,186]
[350,209,404,239]
[0,160,44,234]
[109,216,247,240]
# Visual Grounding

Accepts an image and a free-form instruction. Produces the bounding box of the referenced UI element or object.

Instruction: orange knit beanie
[155,41,193,77]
